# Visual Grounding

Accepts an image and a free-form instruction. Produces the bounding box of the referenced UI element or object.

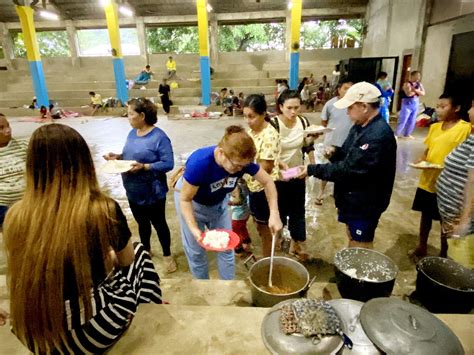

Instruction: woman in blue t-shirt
[174,125,282,280]
[104,98,176,273]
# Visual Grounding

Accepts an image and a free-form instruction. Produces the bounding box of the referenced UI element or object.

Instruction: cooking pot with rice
[334,248,398,302]
[247,256,313,307]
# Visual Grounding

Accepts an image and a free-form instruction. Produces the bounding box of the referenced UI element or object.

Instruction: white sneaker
[140,86,146,90]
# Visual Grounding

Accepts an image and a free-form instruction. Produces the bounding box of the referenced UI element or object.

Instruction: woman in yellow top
[243,94,281,257]
[410,93,471,260]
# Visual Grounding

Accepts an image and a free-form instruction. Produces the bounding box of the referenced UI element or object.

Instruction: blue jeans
[0,205,8,226]
[174,179,235,280]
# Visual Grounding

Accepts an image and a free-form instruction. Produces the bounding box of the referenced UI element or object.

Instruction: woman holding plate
[104,98,176,273]
[174,125,282,280]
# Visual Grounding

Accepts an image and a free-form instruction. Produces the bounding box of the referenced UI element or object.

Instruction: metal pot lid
[261,299,343,355]
[360,298,464,355]
[328,299,381,355]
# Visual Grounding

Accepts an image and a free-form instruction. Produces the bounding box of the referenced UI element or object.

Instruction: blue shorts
[338,214,380,242]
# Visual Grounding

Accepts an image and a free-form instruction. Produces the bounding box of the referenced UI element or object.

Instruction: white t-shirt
[277,117,305,168]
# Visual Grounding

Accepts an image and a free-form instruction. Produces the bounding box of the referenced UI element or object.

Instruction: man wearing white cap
[297,82,397,248]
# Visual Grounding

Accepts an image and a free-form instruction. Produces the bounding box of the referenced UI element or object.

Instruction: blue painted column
[288,0,302,90]
[197,0,211,105]
[103,1,128,105]
[16,6,49,107]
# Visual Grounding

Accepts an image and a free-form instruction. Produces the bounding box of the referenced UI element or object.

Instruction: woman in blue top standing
[174,125,282,280]
[104,98,176,273]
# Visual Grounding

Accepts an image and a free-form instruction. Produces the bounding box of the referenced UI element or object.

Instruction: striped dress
[437,135,474,231]
[0,138,28,206]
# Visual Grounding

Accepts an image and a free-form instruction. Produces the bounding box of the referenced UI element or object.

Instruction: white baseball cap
[333,81,382,109]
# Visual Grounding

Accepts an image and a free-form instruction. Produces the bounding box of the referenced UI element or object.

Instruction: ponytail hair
[218,125,256,161]
[243,93,271,122]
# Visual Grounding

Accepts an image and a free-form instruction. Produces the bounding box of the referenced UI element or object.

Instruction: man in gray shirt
[316,79,353,204]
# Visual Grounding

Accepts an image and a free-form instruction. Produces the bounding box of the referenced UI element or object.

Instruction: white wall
[422,13,474,107]
[362,0,425,108]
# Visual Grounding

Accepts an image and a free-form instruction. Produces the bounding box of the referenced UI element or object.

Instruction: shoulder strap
[298,115,310,130]
[268,117,280,133]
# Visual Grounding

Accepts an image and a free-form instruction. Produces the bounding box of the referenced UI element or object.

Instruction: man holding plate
[297,82,397,249]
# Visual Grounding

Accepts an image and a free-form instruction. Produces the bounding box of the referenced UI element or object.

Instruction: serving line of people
[1,82,473,352]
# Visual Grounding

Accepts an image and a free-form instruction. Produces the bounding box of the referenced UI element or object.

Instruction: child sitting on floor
[229,179,251,254]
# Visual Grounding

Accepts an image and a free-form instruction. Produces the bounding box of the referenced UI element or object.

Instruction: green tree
[300,19,363,49]
[218,23,285,52]
[12,31,70,57]
[147,27,199,54]
[76,28,139,56]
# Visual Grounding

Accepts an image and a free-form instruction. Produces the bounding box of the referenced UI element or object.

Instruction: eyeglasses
[224,151,249,170]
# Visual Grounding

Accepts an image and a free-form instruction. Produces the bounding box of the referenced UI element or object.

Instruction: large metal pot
[248,256,311,307]
[334,248,398,302]
[416,256,474,313]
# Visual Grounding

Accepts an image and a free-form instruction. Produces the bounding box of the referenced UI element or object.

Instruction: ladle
[268,233,277,287]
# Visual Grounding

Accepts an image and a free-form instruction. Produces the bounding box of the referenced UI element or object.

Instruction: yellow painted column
[15,6,49,107]
[196,0,211,105]
[103,1,128,104]
[289,0,302,90]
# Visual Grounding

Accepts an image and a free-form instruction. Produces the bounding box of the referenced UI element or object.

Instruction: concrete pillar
[0,22,15,70]
[136,16,148,65]
[196,0,211,106]
[15,6,49,107]
[65,20,80,67]
[412,0,432,72]
[103,1,128,105]
[209,13,218,67]
[288,0,302,90]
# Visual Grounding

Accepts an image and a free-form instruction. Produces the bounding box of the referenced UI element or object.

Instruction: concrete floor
[0,113,439,302]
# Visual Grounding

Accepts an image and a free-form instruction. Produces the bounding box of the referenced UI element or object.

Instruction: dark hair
[89,92,95,96]
[410,70,420,76]
[243,94,267,116]
[145,65,150,69]
[336,78,353,89]
[220,88,227,92]
[276,90,301,114]
[0,113,5,117]
[377,71,388,80]
[368,101,381,109]
[128,98,158,125]
[282,79,288,85]
[49,104,54,110]
[439,93,469,121]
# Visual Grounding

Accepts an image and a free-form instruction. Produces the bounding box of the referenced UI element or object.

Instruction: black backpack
[268,115,314,154]
[268,115,310,132]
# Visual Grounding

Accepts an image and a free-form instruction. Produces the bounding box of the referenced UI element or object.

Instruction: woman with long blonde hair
[4,124,162,353]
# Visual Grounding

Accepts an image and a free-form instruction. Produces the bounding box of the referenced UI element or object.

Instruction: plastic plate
[199,229,240,251]
[409,161,443,169]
